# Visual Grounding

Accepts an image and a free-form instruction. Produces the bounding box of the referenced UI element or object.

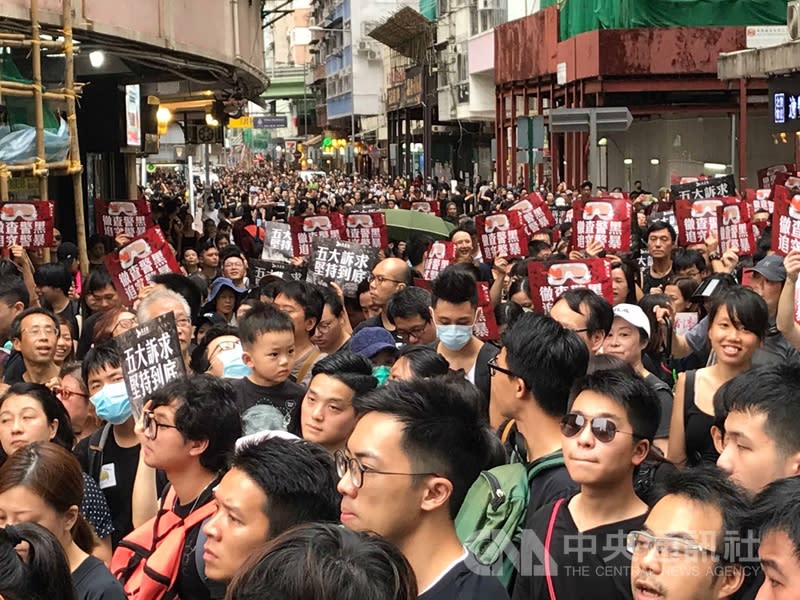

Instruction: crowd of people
[0,165,798,599]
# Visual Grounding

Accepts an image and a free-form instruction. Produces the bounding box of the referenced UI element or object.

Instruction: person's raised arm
[777,248,800,350]
[667,372,688,467]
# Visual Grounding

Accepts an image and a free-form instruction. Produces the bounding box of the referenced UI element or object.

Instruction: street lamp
[308,25,356,174]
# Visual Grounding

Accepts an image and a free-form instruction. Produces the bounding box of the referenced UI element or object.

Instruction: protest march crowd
[1,162,800,600]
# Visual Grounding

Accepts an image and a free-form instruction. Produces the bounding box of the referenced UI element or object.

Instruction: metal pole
[204,143,211,187]
[304,63,308,137]
[588,110,599,186]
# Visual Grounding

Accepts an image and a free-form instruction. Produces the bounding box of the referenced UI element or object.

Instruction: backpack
[110,485,217,600]
[454,450,566,590]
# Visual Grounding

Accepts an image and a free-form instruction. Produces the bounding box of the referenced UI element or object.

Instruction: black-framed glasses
[368,273,402,286]
[334,450,439,489]
[626,530,721,562]
[207,339,241,361]
[560,413,638,443]
[143,411,180,440]
[487,355,516,379]
[112,318,137,335]
[395,323,429,341]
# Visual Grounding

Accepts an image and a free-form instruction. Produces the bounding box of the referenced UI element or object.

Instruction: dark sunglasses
[560,412,639,443]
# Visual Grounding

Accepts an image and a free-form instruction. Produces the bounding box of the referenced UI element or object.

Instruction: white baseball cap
[612,304,651,338]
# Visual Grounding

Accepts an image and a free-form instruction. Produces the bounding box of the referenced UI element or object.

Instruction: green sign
[146,163,156,173]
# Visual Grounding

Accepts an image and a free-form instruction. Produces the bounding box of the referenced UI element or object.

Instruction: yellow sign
[228,116,253,129]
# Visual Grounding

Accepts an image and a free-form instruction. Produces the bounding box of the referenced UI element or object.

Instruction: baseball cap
[57,242,78,262]
[350,327,397,359]
[748,255,786,283]
[612,303,651,339]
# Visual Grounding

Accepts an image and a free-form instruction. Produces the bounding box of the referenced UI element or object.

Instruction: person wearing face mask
[430,266,498,423]
[189,324,251,379]
[348,327,398,386]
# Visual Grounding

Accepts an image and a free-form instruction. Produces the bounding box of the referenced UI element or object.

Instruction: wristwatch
[708,252,722,262]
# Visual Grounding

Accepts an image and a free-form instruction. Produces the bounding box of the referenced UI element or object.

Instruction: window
[456,44,468,83]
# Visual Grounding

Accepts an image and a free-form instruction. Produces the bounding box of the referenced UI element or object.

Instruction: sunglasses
[560,413,639,443]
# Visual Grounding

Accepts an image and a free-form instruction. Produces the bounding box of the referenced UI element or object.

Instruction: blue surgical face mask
[436,324,474,351]
[217,347,252,379]
[372,365,391,386]
[90,381,132,425]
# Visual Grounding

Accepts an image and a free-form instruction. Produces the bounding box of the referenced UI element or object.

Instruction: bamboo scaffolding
[0,0,87,272]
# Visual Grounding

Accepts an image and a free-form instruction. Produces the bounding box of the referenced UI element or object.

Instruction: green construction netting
[419,0,436,20]
[1,56,59,131]
[540,0,786,40]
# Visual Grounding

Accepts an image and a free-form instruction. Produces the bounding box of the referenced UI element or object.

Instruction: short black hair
[707,287,768,341]
[10,307,58,341]
[353,378,494,518]
[81,340,122,387]
[311,351,376,397]
[569,368,661,443]
[580,180,593,190]
[645,220,677,243]
[319,286,344,318]
[503,312,589,417]
[220,245,245,265]
[150,273,202,321]
[656,465,750,564]
[0,277,29,310]
[0,383,74,451]
[33,263,72,296]
[750,476,800,561]
[85,267,114,294]
[232,437,340,538]
[431,265,477,308]
[189,324,240,374]
[198,240,217,257]
[396,345,450,379]
[386,287,432,325]
[406,233,435,267]
[276,281,324,336]
[238,303,295,349]
[556,288,614,336]
[494,301,524,328]
[717,364,800,457]
[527,240,552,258]
[672,248,706,274]
[149,375,242,472]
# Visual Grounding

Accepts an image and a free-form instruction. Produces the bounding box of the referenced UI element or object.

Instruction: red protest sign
[772,172,800,191]
[758,164,797,189]
[717,202,755,256]
[0,201,54,248]
[289,214,345,256]
[509,194,555,236]
[105,228,181,305]
[571,199,631,252]
[473,281,499,341]
[527,259,613,314]
[344,212,388,249]
[422,241,455,281]
[94,199,154,238]
[771,189,800,256]
[674,197,737,246]
[475,212,529,260]
[745,189,774,214]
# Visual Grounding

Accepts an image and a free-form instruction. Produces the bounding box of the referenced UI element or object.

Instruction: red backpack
[110,486,217,599]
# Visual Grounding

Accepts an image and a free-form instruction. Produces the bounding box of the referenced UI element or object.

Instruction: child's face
[242,330,296,387]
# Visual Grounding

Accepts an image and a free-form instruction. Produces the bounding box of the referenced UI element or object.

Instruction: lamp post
[309,25,356,174]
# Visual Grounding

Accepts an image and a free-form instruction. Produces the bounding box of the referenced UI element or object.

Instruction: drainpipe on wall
[231,0,241,61]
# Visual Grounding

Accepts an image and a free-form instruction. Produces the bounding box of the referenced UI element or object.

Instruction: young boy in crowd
[234,302,305,433]
[512,369,660,600]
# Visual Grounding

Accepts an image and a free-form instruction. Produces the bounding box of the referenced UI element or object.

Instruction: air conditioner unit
[366,49,379,61]
[357,39,371,52]
[790,0,800,41]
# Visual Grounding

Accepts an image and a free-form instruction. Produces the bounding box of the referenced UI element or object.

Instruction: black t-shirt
[642,268,672,293]
[54,300,80,340]
[72,555,126,600]
[2,350,24,384]
[174,477,221,600]
[352,314,404,343]
[232,377,306,432]
[512,498,646,600]
[420,554,510,600]
[77,311,104,360]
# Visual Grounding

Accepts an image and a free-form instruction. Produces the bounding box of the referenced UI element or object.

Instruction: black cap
[57,242,78,262]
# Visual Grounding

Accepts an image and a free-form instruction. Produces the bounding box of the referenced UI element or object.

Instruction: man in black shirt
[642,221,676,294]
[33,262,80,338]
[338,377,509,600]
[0,278,31,383]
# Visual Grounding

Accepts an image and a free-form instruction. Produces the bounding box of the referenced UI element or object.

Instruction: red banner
[571,199,631,252]
[423,241,455,281]
[771,188,800,256]
[527,259,613,314]
[0,200,54,248]
[475,212,529,260]
[289,214,345,256]
[473,281,499,341]
[757,164,797,189]
[772,172,800,191]
[509,194,555,236]
[344,212,388,249]
[105,228,182,305]
[674,197,737,246]
[717,202,755,256]
[745,189,774,214]
[94,199,154,238]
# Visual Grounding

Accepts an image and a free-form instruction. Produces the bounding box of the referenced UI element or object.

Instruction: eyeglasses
[175,316,192,329]
[316,319,335,334]
[368,273,402,286]
[112,318,137,335]
[560,413,638,443]
[57,387,87,402]
[626,531,721,561]
[487,355,517,379]
[208,339,241,360]
[334,450,439,489]
[143,411,180,440]
[395,324,429,341]
[21,325,58,338]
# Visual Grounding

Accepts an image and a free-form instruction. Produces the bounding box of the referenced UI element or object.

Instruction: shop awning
[305,133,323,145]
[368,6,432,64]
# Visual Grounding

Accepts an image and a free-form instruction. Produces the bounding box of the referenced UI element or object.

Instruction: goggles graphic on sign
[790,195,800,220]
[428,241,447,259]
[483,214,511,233]
[1,203,37,221]
[786,176,800,189]
[756,189,770,201]
[582,202,614,221]
[690,200,723,218]
[410,202,432,213]
[107,201,138,217]
[119,239,152,269]
[721,205,741,226]
[346,214,373,228]
[546,262,592,286]
[510,199,533,212]
[303,216,333,232]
